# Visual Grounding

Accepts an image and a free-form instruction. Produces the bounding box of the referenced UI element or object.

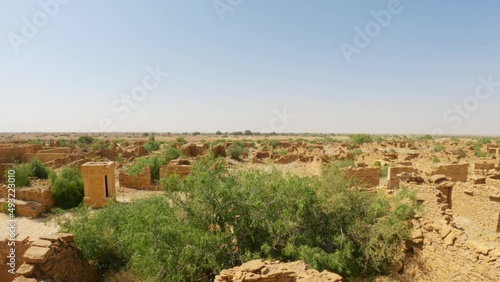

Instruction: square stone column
[81,161,116,207]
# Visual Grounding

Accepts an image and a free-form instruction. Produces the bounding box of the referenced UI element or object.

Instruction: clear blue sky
[1,0,499,135]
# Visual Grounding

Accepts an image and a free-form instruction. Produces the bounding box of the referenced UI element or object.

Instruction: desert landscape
[2,1,500,281]
[0,133,499,281]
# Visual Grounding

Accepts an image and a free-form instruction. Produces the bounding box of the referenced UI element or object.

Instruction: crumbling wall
[0,234,30,282]
[15,234,98,282]
[0,185,53,218]
[160,159,191,179]
[387,166,418,189]
[342,167,380,187]
[451,182,500,233]
[215,259,342,282]
[0,164,14,183]
[432,163,469,182]
[23,153,68,163]
[118,166,156,190]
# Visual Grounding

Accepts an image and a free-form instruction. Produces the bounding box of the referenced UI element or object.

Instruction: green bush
[128,156,165,181]
[50,167,84,209]
[161,145,181,162]
[349,134,372,146]
[433,143,446,153]
[78,135,95,144]
[421,134,433,140]
[64,156,416,281]
[143,135,161,153]
[455,148,467,158]
[276,149,288,156]
[4,164,31,187]
[432,156,441,163]
[30,159,50,179]
[227,142,246,160]
[175,137,187,145]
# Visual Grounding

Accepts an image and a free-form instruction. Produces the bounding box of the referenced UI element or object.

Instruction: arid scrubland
[0,133,499,281]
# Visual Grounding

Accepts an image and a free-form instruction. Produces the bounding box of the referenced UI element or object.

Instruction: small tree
[227,142,246,160]
[50,167,84,209]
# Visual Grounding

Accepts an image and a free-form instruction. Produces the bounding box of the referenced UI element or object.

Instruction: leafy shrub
[476,137,491,145]
[175,137,187,145]
[350,148,363,157]
[128,156,165,181]
[30,159,50,179]
[50,167,84,209]
[349,134,372,146]
[455,148,467,158]
[421,134,433,140]
[64,157,416,281]
[433,143,446,153]
[143,135,161,153]
[227,142,246,160]
[78,135,95,144]
[432,156,441,163]
[4,164,31,187]
[161,145,181,162]
[268,140,279,149]
[276,149,288,156]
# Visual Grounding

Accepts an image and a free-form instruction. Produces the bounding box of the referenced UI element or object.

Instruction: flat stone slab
[32,239,52,248]
[23,246,51,264]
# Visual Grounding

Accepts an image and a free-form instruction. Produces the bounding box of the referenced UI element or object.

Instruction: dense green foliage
[50,167,84,209]
[77,135,95,144]
[4,163,31,187]
[127,156,165,181]
[349,134,373,146]
[226,142,246,160]
[30,159,50,179]
[64,156,416,281]
[143,135,162,152]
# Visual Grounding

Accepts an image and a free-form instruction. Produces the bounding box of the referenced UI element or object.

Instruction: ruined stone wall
[118,166,155,190]
[160,160,191,179]
[23,153,68,163]
[342,167,380,187]
[403,183,500,281]
[0,145,42,163]
[387,166,418,189]
[0,234,30,282]
[13,234,98,282]
[451,182,500,233]
[0,185,53,218]
[0,164,13,183]
[35,148,70,154]
[432,163,469,182]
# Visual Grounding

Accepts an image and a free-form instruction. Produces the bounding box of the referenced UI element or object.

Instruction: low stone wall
[12,234,98,282]
[0,185,53,218]
[119,166,155,190]
[215,260,342,282]
[387,166,418,189]
[342,167,380,187]
[0,164,14,183]
[432,163,469,182]
[452,182,500,233]
[23,153,68,164]
[160,160,191,179]
[36,148,70,154]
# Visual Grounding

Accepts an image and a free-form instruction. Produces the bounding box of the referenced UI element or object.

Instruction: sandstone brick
[23,246,51,264]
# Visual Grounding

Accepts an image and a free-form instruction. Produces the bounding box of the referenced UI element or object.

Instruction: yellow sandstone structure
[81,161,116,207]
